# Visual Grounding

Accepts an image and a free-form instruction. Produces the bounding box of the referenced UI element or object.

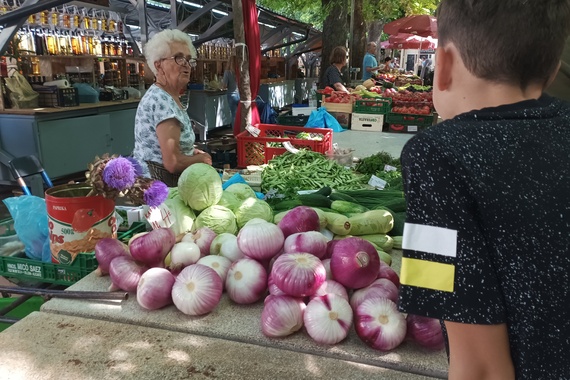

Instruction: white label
[408,125,418,132]
[283,141,300,154]
[368,175,387,190]
[384,164,398,172]
[297,189,318,195]
[246,124,261,137]
[144,203,174,230]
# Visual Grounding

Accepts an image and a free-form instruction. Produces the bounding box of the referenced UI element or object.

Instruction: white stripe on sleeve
[402,223,458,258]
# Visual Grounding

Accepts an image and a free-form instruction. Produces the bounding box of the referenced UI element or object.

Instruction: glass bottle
[73,14,80,29]
[46,31,57,55]
[71,33,81,55]
[40,10,49,26]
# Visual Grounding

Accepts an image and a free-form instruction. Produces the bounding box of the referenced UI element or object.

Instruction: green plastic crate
[386,112,434,126]
[354,97,392,114]
[276,114,310,126]
[0,221,147,286]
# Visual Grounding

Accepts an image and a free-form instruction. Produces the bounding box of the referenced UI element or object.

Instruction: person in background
[222,55,240,129]
[380,57,392,72]
[132,29,212,187]
[398,0,570,379]
[546,37,570,102]
[321,46,349,93]
[420,56,433,85]
[362,41,381,80]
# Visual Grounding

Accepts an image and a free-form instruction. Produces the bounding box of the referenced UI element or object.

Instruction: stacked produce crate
[384,87,435,133]
[351,97,392,132]
[321,91,353,128]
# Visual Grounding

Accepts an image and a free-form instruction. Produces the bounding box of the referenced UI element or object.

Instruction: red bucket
[45,183,116,264]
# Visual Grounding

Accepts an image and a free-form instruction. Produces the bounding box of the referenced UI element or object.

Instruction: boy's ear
[435,46,453,92]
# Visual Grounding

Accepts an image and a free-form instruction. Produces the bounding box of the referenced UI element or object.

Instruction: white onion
[310,280,349,301]
[225,258,267,304]
[303,294,353,345]
[210,233,245,262]
[237,219,284,261]
[271,253,326,297]
[196,255,231,283]
[350,278,400,311]
[169,241,201,272]
[261,295,306,337]
[182,227,217,257]
[171,264,223,315]
[283,231,328,259]
[136,267,175,310]
[355,298,407,351]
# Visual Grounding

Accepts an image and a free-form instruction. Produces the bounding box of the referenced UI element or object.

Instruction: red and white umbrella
[388,33,437,50]
[384,15,438,38]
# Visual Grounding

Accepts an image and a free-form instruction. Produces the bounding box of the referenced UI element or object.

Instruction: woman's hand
[193,152,212,165]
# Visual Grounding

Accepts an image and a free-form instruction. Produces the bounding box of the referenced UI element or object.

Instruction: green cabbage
[234,197,273,229]
[224,183,256,201]
[217,191,242,212]
[178,163,223,212]
[195,205,238,235]
[163,196,196,235]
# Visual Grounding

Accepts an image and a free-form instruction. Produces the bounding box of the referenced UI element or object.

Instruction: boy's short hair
[437,0,570,89]
[330,46,347,64]
[384,57,392,63]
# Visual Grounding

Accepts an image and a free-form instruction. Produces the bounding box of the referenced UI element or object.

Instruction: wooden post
[232,0,251,133]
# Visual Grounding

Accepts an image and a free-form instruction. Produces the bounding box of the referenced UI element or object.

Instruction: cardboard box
[329,111,351,128]
[351,113,384,132]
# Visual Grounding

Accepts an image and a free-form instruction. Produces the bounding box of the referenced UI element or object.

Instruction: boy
[398,1,570,379]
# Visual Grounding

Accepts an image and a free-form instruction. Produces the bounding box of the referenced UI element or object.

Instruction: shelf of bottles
[196,38,233,61]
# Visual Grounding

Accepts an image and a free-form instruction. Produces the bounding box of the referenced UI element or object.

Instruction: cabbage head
[195,205,238,235]
[163,196,196,235]
[234,197,273,229]
[178,163,223,212]
[225,183,256,201]
[217,191,242,212]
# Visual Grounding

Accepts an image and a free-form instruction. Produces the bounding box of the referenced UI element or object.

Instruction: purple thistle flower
[103,157,137,191]
[143,180,169,207]
[125,156,144,176]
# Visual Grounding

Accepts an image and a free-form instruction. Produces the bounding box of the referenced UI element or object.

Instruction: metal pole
[348,0,355,83]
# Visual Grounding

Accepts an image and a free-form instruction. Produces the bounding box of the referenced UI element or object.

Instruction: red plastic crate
[236,124,333,167]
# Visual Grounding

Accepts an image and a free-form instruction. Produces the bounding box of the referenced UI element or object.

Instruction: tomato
[71,208,101,233]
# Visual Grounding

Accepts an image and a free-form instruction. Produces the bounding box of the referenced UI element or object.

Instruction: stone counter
[0,312,436,380]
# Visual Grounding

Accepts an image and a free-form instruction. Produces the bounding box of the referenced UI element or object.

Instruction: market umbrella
[383,15,438,38]
[388,33,437,50]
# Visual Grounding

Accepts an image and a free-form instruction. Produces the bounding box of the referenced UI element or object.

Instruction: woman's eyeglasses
[163,56,197,68]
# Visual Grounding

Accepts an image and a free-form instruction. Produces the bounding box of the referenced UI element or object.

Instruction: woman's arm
[445,321,515,380]
[333,82,349,93]
[156,118,212,173]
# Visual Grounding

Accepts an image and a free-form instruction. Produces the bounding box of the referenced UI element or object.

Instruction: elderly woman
[321,46,349,93]
[132,29,212,187]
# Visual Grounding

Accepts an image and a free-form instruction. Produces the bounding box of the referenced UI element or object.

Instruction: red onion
[350,278,400,311]
[182,227,217,257]
[261,295,306,338]
[225,258,267,304]
[355,298,407,351]
[277,206,320,238]
[406,314,445,350]
[271,253,326,297]
[129,227,176,267]
[310,280,349,301]
[136,267,175,310]
[196,255,231,283]
[210,233,245,262]
[267,273,287,296]
[237,219,284,261]
[171,264,223,315]
[94,238,129,276]
[377,260,400,288]
[304,294,353,344]
[283,231,328,259]
[330,237,380,289]
[324,239,340,260]
[321,258,332,280]
[108,256,147,292]
[169,241,201,272]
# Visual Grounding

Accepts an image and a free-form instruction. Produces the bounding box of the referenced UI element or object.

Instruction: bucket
[45,183,116,264]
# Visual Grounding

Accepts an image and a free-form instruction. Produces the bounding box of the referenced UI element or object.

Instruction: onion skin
[321,259,333,280]
[355,298,407,351]
[267,273,288,296]
[310,280,349,301]
[225,258,268,304]
[377,261,400,288]
[129,227,176,268]
[304,294,353,345]
[171,264,223,316]
[271,253,326,297]
[350,278,400,311]
[94,238,129,276]
[108,256,148,292]
[330,237,380,289]
[182,227,217,257]
[324,239,340,260]
[406,314,445,350]
[277,206,320,238]
[237,219,284,261]
[261,295,306,338]
[137,267,175,310]
[283,231,328,259]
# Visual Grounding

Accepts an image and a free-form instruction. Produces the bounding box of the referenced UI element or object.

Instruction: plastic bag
[305,107,346,132]
[4,71,39,109]
[3,196,51,262]
[256,98,278,124]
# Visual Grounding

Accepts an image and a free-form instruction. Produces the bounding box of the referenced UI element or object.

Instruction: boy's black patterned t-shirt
[398,95,570,379]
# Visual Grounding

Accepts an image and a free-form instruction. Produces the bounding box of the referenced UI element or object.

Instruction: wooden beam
[232,0,251,133]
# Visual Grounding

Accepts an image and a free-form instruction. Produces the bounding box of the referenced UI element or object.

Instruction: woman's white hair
[144,29,197,75]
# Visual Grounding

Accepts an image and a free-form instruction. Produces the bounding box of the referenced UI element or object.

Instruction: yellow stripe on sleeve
[400,257,455,293]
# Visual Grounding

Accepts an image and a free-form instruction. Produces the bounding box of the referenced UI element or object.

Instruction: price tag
[297,189,318,195]
[143,203,174,230]
[408,125,418,132]
[368,175,387,190]
[245,124,261,137]
[384,164,398,172]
